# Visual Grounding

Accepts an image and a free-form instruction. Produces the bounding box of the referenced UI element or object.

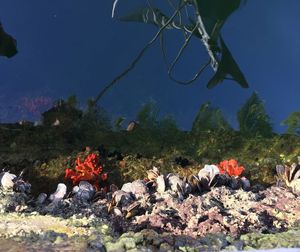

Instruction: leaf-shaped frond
[195,0,243,20]
[207,36,248,89]
[0,22,18,58]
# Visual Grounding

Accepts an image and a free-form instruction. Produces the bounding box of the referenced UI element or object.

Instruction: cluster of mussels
[106,165,251,219]
[0,171,31,193]
[1,160,299,221]
[1,164,250,217]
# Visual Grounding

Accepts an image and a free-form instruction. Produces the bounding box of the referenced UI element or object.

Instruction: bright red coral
[65,151,107,190]
[218,159,245,177]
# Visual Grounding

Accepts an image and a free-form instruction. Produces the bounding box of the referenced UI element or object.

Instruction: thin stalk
[93,1,185,105]
[192,0,219,71]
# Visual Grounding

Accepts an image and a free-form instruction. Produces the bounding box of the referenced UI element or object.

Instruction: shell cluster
[0,171,31,193]
[106,165,251,219]
[72,181,95,203]
[146,165,250,197]
[276,157,300,194]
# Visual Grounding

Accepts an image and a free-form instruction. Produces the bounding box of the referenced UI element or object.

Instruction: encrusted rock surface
[0,177,300,251]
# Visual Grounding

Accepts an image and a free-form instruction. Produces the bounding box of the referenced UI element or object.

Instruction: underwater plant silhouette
[92,0,249,106]
[0,22,17,58]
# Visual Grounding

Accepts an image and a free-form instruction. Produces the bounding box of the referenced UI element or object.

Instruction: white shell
[112,207,123,216]
[0,172,16,190]
[130,180,148,198]
[200,165,220,178]
[290,179,300,194]
[52,118,60,126]
[49,183,67,202]
[121,182,132,193]
[72,185,79,194]
[156,175,166,193]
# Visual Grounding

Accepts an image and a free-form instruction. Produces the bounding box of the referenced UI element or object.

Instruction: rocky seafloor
[0,168,300,252]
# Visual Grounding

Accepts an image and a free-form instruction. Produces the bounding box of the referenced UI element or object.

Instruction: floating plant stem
[93,1,186,106]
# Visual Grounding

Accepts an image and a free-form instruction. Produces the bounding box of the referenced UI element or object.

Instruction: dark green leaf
[195,0,243,20]
[194,0,246,46]
[207,36,248,89]
[0,22,17,58]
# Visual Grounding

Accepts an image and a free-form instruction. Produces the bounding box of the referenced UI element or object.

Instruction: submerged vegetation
[282,111,300,135]
[93,0,250,106]
[0,92,299,195]
[1,2,299,251]
[237,92,273,138]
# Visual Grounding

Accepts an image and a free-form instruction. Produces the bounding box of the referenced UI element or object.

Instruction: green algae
[239,228,300,250]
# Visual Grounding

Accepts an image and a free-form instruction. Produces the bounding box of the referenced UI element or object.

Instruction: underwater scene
[0,1,300,251]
